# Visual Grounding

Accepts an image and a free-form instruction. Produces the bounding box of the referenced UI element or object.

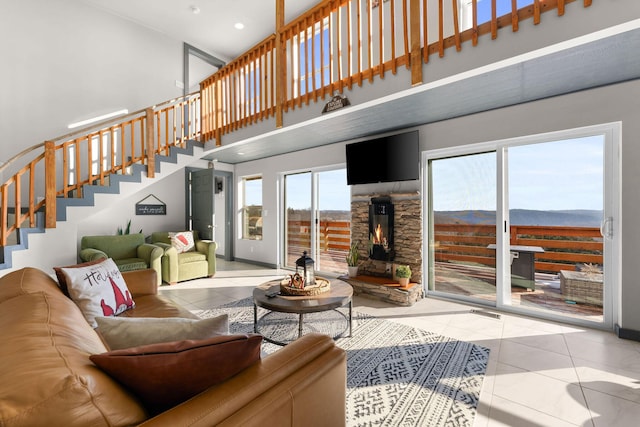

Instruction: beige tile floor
[158,260,640,427]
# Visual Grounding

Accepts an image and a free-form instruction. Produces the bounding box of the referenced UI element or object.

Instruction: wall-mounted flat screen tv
[345,130,419,185]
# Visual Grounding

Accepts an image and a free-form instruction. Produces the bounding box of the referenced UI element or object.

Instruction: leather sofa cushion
[0,291,146,426]
[117,294,198,319]
[91,334,263,415]
[0,267,68,304]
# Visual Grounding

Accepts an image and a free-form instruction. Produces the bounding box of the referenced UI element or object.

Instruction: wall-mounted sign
[135,194,166,215]
[322,95,351,114]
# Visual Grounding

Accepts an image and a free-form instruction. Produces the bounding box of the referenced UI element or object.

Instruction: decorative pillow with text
[53,258,106,297]
[60,258,135,327]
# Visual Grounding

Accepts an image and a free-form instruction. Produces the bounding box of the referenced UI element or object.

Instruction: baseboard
[230,257,278,270]
[615,324,640,341]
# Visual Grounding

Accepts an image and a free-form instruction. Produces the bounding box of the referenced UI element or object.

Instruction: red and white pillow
[58,258,135,327]
[169,231,195,253]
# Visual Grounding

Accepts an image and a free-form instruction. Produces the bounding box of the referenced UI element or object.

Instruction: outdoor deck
[434,262,603,322]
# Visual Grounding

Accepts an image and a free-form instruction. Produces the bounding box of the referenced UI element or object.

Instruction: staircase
[0,94,205,274]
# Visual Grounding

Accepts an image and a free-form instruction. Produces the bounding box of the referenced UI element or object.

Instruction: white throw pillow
[169,231,195,253]
[95,315,229,350]
[60,258,135,327]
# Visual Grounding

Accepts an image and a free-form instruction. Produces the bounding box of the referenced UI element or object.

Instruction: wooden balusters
[44,140,56,229]
[410,0,422,85]
[145,108,155,179]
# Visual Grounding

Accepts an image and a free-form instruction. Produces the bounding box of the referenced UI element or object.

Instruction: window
[242,176,263,240]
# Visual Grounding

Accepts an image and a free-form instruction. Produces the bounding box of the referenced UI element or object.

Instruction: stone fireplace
[347,191,423,305]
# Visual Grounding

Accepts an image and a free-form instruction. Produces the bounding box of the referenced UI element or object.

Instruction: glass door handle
[600,217,613,239]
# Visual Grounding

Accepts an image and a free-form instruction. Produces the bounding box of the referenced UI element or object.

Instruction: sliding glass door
[507,136,607,322]
[428,152,497,303]
[425,124,619,328]
[283,168,350,274]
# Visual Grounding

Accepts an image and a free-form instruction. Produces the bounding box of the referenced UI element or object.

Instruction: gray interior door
[191,168,215,240]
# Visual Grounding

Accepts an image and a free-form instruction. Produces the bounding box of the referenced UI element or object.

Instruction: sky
[476,0,535,24]
[432,135,605,211]
[245,169,351,211]
[284,169,351,211]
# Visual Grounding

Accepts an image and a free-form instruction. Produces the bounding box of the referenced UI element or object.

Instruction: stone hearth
[348,192,423,305]
[342,275,423,306]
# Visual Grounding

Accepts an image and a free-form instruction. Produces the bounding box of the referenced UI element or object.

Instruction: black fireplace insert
[369,196,394,261]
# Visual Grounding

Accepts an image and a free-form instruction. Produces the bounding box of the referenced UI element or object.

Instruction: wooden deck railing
[434,223,603,273]
[0,93,200,247]
[201,0,592,143]
[286,219,351,271]
[287,219,351,253]
[284,219,602,274]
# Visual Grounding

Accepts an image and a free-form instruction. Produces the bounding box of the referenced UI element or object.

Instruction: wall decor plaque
[135,194,166,215]
[322,95,351,114]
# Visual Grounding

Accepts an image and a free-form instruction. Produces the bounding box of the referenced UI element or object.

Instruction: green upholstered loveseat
[150,231,217,284]
[79,233,163,286]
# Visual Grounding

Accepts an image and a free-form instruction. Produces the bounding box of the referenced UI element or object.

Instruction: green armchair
[150,231,217,285]
[79,234,163,286]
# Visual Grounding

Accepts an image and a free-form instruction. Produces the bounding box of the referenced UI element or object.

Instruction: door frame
[185,167,234,261]
[422,122,621,330]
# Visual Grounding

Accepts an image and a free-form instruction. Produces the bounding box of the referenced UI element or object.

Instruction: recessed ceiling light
[234,22,245,30]
[191,5,201,14]
[237,152,245,155]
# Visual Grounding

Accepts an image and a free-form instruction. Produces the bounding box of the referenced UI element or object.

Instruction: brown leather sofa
[0,267,347,426]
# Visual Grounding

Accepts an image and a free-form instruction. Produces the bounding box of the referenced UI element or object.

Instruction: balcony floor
[434,262,603,323]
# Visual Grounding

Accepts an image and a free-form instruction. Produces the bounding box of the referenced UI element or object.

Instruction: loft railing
[0,93,200,247]
[201,0,593,143]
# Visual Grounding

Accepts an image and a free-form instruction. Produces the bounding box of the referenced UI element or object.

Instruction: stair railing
[0,92,200,247]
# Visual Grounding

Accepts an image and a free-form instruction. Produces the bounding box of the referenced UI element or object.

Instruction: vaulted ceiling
[76,0,319,60]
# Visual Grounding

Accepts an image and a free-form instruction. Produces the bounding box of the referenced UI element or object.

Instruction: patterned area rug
[196,298,489,427]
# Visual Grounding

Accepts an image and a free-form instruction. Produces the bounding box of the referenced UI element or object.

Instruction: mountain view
[435,209,603,227]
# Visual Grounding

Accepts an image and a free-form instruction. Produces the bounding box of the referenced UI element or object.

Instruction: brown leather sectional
[0,267,346,426]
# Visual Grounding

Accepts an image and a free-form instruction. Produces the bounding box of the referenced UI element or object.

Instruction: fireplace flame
[374,224,383,244]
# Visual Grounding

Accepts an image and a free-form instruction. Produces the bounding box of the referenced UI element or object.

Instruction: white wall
[76,170,186,247]
[0,0,185,169]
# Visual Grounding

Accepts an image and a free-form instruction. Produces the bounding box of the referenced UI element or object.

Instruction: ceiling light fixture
[191,6,201,14]
[68,109,129,129]
[234,22,245,30]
